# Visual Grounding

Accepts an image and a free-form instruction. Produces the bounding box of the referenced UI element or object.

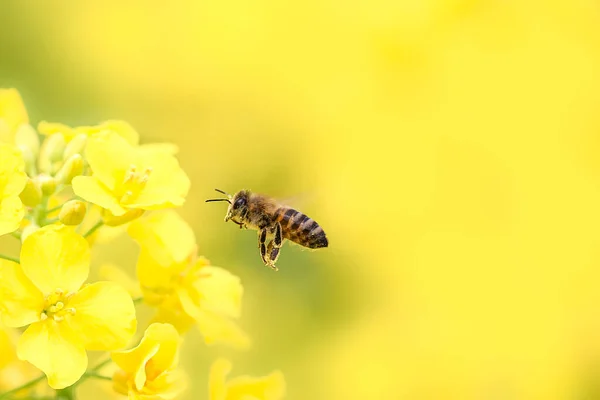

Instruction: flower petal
[136,249,179,295]
[75,120,139,146]
[209,358,232,400]
[128,211,196,267]
[189,266,243,319]
[0,143,27,197]
[225,369,286,400]
[128,152,190,210]
[0,260,43,327]
[37,121,77,140]
[0,89,29,139]
[0,196,24,236]
[112,323,179,390]
[72,176,127,216]
[68,282,137,351]
[98,264,143,298]
[17,320,87,389]
[85,131,135,191]
[20,225,90,295]
[178,288,250,350]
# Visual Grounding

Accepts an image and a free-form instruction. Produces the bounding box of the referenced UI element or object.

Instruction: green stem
[45,203,66,214]
[10,230,21,240]
[55,386,75,400]
[0,253,20,264]
[0,374,45,399]
[82,372,112,381]
[83,220,104,238]
[90,357,112,372]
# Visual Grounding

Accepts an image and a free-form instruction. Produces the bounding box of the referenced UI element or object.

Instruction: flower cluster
[0,88,285,399]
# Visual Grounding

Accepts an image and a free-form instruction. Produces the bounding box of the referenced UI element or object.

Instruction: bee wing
[275,191,317,211]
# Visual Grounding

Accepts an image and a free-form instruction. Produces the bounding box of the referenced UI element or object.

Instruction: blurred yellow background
[3,1,600,399]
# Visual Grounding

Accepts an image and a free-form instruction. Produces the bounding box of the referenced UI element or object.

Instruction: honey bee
[206,189,328,271]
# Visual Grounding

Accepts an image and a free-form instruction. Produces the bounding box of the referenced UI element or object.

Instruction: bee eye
[234,197,246,209]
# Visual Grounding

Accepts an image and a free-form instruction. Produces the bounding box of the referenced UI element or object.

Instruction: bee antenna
[214,188,229,196]
[205,198,232,204]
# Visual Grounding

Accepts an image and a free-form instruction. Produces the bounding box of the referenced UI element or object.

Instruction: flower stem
[90,357,112,372]
[83,220,104,238]
[0,374,45,399]
[82,371,112,381]
[0,253,19,264]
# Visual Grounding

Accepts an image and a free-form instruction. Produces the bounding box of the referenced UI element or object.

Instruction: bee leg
[265,240,279,271]
[258,228,269,265]
[273,221,283,248]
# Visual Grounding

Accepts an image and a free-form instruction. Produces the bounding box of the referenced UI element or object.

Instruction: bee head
[225,190,250,223]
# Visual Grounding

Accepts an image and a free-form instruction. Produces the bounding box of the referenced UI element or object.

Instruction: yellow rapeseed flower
[0,89,29,144]
[38,119,140,145]
[112,322,187,400]
[0,225,137,389]
[0,143,27,236]
[72,131,190,221]
[128,211,250,349]
[209,358,286,400]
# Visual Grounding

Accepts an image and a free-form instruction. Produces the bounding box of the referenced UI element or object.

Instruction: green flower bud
[19,178,42,207]
[59,200,87,225]
[63,133,88,161]
[55,154,84,185]
[35,174,57,196]
[14,124,40,157]
[38,133,66,174]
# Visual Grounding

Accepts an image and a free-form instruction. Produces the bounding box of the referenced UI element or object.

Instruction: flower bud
[19,178,42,207]
[14,124,40,157]
[103,208,145,226]
[63,133,88,160]
[59,200,87,226]
[35,174,57,196]
[17,145,37,177]
[55,154,84,184]
[38,133,66,174]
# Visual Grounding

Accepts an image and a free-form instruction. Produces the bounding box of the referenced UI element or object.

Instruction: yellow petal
[151,300,197,334]
[0,143,27,196]
[178,288,250,350]
[138,142,179,156]
[112,323,180,390]
[0,260,44,327]
[98,264,143,299]
[128,211,196,267]
[20,225,90,295]
[72,176,127,216]
[37,121,77,141]
[209,358,232,400]
[225,369,286,400]
[136,249,178,293]
[17,320,87,389]
[0,196,25,236]
[127,152,190,210]
[75,120,139,146]
[188,266,243,319]
[68,282,137,351]
[144,369,188,399]
[0,89,28,143]
[84,131,134,191]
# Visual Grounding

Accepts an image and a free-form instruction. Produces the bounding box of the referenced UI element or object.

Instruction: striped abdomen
[274,207,328,249]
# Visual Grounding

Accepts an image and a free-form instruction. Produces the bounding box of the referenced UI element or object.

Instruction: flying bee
[206,189,328,271]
